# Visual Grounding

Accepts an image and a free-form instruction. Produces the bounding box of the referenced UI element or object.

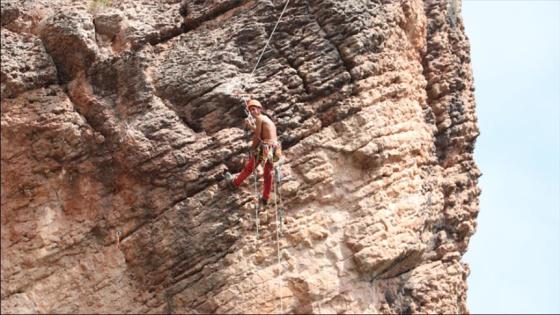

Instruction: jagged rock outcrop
[1,28,57,99]
[1,0,480,313]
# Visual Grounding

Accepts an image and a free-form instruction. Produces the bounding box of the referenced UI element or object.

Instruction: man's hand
[244,117,255,130]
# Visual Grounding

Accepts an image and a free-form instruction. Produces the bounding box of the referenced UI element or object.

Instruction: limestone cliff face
[1,0,480,313]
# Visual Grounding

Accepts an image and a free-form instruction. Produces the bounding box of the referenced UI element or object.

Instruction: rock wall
[1,0,480,313]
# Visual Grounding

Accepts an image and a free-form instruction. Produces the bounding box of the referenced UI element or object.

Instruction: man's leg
[262,160,273,202]
[232,155,257,187]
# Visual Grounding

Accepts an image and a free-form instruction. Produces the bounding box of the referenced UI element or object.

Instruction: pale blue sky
[462,0,560,314]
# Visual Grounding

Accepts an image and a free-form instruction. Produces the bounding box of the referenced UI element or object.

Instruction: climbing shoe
[224,172,236,189]
[260,196,269,207]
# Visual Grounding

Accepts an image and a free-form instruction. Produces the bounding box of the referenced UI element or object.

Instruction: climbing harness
[252,142,281,241]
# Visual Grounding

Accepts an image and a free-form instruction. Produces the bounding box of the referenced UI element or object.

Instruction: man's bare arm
[244,118,256,132]
[252,118,262,151]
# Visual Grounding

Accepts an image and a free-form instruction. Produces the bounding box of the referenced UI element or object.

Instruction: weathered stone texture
[1,0,480,314]
[0,0,20,27]
[1,29,57,99]
[39,9,99,82]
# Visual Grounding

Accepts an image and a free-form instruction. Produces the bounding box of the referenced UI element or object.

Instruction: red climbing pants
[232,155,273,201]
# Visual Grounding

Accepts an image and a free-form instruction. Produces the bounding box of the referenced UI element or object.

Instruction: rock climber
[225,99,282,206]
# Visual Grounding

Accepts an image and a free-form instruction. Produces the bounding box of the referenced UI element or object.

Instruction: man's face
[249,106,260,117]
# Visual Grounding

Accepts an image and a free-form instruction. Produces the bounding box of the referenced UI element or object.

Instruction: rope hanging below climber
[223,1,291,313]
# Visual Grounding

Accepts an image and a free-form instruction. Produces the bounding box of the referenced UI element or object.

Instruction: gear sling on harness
[232,142,280,201]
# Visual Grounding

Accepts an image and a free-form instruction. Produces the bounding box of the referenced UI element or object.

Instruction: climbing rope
[273,165,283,313]
[238,0,290,104]
[244,0,290,244]
[236,1,291,313]
[254,157,260,241]
[242,0,290,239]
[274,159,286,235]
[115,230,121,249]
[256,3,290,310]
[250,0,291,78]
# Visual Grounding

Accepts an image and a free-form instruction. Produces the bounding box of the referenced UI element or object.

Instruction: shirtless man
[225,99,281,205]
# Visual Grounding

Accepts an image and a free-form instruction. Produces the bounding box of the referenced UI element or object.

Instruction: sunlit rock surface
[1,0,479,313]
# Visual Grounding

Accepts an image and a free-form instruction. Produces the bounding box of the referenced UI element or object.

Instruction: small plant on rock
[89,0,113,14]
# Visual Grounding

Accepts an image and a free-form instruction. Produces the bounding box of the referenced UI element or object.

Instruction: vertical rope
[240,1,291,313]
[240,0,290,103]
[244,0,290,250]
[249,0,291,78]
[254,159,259,241]
[274,179,283,314]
